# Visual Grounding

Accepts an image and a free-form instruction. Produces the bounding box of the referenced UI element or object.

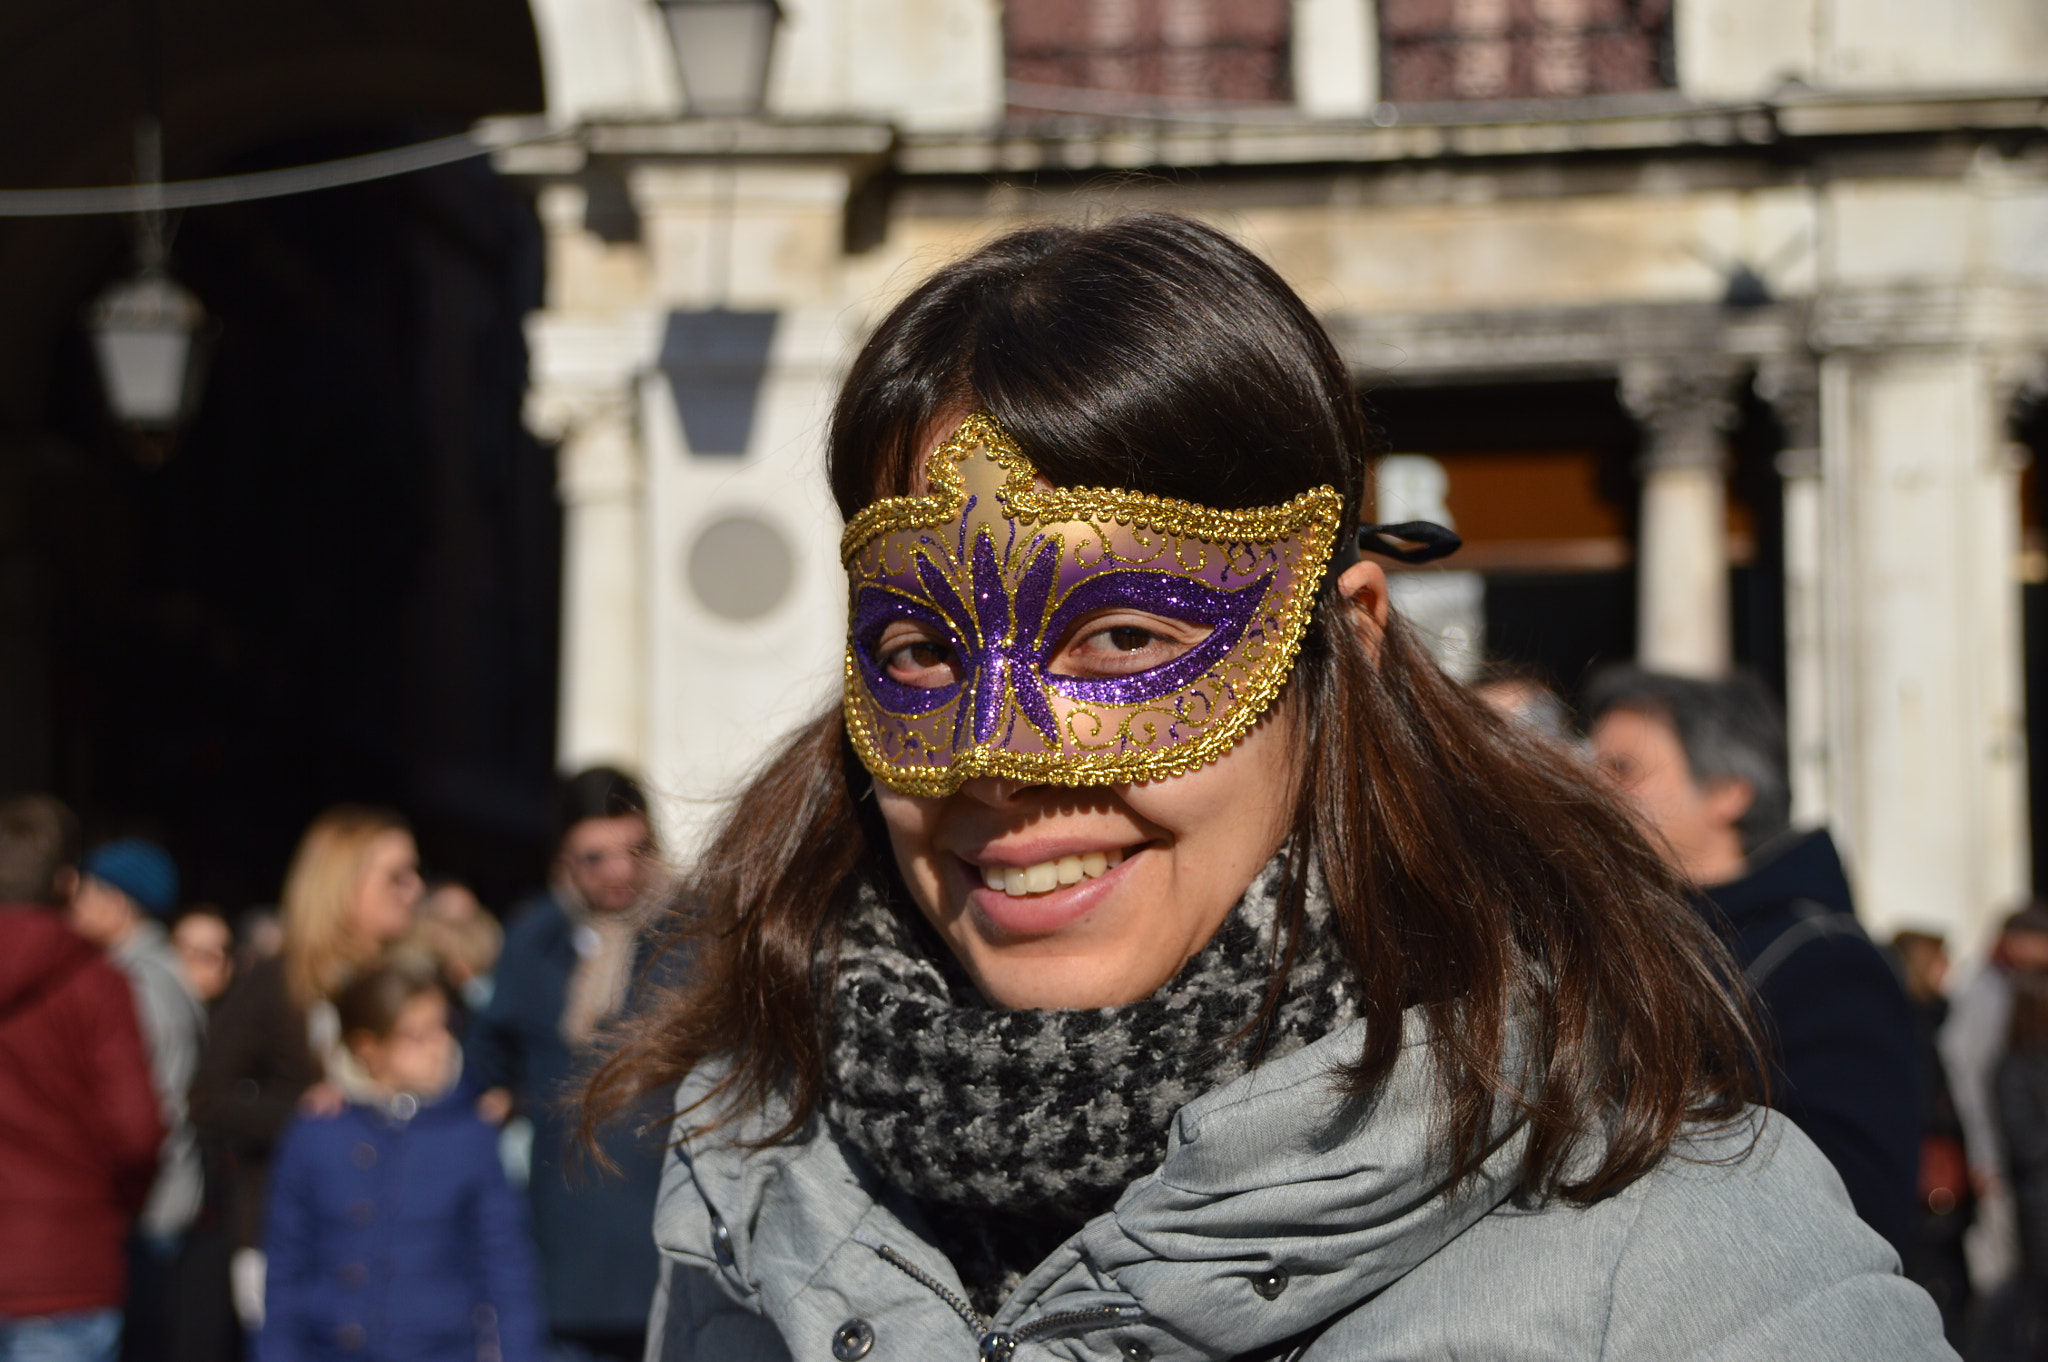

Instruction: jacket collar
[1703,827,1855,925]
[661,1014,1527,1359]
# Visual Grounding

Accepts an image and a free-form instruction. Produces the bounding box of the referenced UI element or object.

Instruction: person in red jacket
[0,795,165,1362]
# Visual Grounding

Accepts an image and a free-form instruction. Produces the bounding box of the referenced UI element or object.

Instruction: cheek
[1121,711,1297,848]
[876,791,945,891]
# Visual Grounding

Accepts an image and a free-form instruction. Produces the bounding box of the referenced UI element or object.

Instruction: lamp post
[655,0,784,115]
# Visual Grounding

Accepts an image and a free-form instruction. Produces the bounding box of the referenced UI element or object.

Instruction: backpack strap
[1743,898,1867,990]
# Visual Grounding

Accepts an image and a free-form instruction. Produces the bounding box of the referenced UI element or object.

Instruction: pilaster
[1757,355,1828,829]
[531,384,648,774]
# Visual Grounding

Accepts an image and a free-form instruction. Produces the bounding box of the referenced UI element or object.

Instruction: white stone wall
[527,0,679,122]
[1680,0,2048,100]
[1294,0,1378,118]
[638,308,857,855]
[769,0,1003,131]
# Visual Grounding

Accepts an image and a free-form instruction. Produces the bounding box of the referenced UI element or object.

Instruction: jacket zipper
[863,1240,1146,1359]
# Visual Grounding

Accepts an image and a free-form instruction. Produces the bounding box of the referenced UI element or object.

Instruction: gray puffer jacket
[648,1017,1954,1361]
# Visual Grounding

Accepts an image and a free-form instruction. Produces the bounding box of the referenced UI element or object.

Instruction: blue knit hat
[81,839,180,918]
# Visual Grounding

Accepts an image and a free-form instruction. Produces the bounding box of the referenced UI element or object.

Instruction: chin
[962,946,1174,1011]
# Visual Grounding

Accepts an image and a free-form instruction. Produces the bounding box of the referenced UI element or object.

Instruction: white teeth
[979,849,1131,897]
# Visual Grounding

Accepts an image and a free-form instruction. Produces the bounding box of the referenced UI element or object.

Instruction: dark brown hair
[587,214,1758,1203]
[2009,966,2048,1052]
[0,794,81,906]
[553,766,653,856]
[335,957,443,1043]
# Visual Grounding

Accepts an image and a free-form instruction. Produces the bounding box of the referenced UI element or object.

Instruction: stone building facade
[504,0,2048,953]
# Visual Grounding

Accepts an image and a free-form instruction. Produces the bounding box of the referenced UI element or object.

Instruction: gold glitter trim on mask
[841,412,1346,795]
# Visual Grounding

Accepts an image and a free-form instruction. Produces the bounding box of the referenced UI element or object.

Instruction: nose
[957,775,1043,807]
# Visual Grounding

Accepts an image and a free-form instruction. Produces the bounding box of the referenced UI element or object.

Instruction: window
[1379,0,1672,102]
[1005,0,1291,119]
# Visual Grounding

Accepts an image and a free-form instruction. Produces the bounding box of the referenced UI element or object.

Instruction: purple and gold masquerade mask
[841,412,1346,796]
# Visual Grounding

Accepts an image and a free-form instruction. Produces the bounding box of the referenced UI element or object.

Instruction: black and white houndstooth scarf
[823,855,1360,1313]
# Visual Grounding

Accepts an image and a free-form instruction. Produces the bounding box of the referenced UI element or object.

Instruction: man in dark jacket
[1587,669,1923,1257]
[468,769,669,1362]
[0,795,165,1362]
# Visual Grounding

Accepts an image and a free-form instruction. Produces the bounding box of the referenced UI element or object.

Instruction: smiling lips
[975,847,1127,897]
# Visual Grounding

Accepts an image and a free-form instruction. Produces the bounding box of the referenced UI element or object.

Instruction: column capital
[525,382,633,444]
[530,384,642,504]
[1993,350,2048,425]
[1619,359,1741,472]
[1755,355,1823,479]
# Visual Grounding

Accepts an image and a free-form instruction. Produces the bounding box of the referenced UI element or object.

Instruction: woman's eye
[1101,626,1158,653]
[876,628,963,688]
[1052,615,1208,678]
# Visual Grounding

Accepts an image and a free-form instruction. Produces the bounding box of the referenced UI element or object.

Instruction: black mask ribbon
[1327,520,1463,588]
[1355,521,1462,564]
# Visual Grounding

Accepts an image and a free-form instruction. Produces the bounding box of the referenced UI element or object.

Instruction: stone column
[1808,344,2032,949]
[1757,355,1828,827]
[1622,361,1739,677]
[532,388,647,774]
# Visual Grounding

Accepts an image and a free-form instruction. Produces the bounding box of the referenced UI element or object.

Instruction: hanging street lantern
[656,0,784,115]
[89,266,209,430]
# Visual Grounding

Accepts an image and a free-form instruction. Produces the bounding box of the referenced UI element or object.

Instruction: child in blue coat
[258,959,547,1362]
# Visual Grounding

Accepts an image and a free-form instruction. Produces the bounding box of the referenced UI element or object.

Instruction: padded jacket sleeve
[648,1259,791,1362]
[1601,1120,1951,1360]
[86,963,166,1214]
[254,1119,316,1362]
[469,1121,551,1362]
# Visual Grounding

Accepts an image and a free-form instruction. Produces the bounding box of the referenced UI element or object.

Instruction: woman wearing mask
[589,215,1951,1360]
[191,806,421,1333]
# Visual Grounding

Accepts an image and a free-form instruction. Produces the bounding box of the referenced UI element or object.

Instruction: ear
[1336,559,1391,659]
[1701,776,1755,830]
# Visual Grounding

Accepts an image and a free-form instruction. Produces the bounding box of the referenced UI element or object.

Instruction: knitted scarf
[823,856,1360,1313]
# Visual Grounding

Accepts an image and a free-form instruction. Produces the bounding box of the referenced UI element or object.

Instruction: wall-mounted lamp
[656,0,784,115]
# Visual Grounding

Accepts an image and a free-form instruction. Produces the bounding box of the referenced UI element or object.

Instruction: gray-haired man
[1586,668,1922,1259]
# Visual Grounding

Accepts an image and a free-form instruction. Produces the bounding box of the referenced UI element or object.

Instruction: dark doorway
[2015,397,2048,895]
[1364,376,1642,707]
[1365,372,1788,715]
[28,143,558,912]
[0,0,554,912]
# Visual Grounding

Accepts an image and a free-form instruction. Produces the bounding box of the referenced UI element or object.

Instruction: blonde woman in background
[190,806,422,1334]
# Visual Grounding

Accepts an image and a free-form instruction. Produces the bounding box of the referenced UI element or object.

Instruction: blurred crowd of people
[1478,662,2048,1360]
[10,666,2048,1361]
[0,768,671,1362]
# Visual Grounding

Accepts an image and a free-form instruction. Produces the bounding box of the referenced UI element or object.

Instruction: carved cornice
[1810,283,2048,353]
[895,87,2048,177]
[1329,299,1806,383]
